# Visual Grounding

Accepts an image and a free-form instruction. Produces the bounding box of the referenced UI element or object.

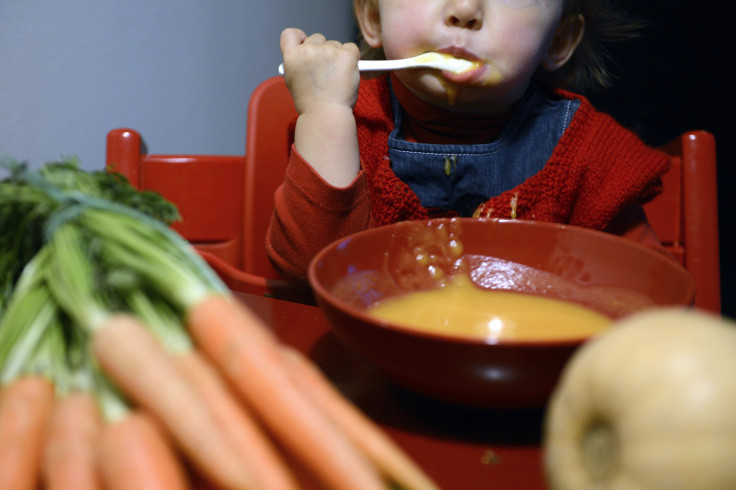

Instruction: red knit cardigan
[354,76,670,230]
[268,77,671,284]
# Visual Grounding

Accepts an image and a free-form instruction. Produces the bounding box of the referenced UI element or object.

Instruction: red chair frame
[107,77,720,312]
[644,130,720,313]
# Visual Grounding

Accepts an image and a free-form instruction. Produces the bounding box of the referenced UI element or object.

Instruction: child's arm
[266,148,370,286]
[280,28,361,187]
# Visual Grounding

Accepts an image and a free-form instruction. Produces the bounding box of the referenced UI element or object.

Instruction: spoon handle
[277,53,471,76]
[278,59,417,76]
[279,56,454,76]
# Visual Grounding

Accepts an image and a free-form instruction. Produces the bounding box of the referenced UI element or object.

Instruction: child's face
[359,0,574,112]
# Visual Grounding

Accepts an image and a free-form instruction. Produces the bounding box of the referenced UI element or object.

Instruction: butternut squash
[543,308,736,490]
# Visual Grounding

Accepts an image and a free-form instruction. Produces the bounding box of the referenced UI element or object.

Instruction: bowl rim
[308,217,695,347]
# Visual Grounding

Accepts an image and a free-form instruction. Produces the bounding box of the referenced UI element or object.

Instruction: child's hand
[280,28,361,115]
[279,28,361,188]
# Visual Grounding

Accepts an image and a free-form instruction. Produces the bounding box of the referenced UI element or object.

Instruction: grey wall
[1,0,354,174]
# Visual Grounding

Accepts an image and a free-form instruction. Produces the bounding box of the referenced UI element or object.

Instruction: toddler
[269,0,671,285]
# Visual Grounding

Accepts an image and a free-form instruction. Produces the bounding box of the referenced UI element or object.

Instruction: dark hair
[536,0,644,92]
[354,0,644,93]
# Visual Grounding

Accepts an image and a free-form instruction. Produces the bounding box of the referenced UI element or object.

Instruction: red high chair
[105,76,305,302]
[643,130,720,313]
[107,76,720,313]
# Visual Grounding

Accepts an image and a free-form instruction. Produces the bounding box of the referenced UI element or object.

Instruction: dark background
[583,1,732,317]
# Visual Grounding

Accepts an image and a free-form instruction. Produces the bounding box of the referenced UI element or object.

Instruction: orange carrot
[41,391,102,490]
[282,347,440,490]
[0,375,55,490]
[98,410,189,490]
[92,313,256,490]
[187,294,385,490]
[175,350,300,490]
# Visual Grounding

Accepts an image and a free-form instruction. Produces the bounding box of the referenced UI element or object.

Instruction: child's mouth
[433,49,499,85]
[442,63,487,83]
[433,62,502,106]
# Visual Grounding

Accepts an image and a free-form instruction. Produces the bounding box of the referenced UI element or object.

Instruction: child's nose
[445,0,483,30]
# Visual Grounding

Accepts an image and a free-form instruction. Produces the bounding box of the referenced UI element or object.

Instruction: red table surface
[236,292,549,490]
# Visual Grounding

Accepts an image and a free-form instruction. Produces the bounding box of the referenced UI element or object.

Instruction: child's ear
[354,0,383,48]
[542,14,585,72]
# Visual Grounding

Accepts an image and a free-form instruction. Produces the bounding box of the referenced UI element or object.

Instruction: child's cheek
[382,25,429,60]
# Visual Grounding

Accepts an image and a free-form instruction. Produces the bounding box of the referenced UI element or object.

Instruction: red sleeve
[265,145,371,286]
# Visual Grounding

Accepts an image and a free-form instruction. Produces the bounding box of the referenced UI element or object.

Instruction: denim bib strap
[387,83,580,216]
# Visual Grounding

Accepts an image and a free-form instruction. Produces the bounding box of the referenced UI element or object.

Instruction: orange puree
[367,275,612,342]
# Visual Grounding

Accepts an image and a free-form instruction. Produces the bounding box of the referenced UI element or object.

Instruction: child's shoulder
[548,87,591,109]
[551,87,638,141]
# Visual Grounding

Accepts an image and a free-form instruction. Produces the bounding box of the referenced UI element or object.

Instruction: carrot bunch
[0,161,438,490]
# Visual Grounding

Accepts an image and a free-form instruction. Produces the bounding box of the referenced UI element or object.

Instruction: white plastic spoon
[278,52,479,76]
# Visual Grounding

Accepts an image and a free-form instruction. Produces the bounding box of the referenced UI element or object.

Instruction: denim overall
[387,82,581,216]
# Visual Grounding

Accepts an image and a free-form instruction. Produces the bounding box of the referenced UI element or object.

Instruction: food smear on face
[438,77,460,106]
[418,52,501,105]
[367,275,612,342]
[417,53,473,106]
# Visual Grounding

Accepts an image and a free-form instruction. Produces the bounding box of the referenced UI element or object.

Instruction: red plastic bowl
[308,218,695,407]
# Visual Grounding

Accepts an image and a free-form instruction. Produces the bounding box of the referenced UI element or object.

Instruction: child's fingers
[280,29,361,114]
[343,41,360,54]
[303,32,328,45]
[280,27,308,53]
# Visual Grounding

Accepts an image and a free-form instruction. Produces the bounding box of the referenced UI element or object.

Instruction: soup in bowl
[308,218,695,407]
